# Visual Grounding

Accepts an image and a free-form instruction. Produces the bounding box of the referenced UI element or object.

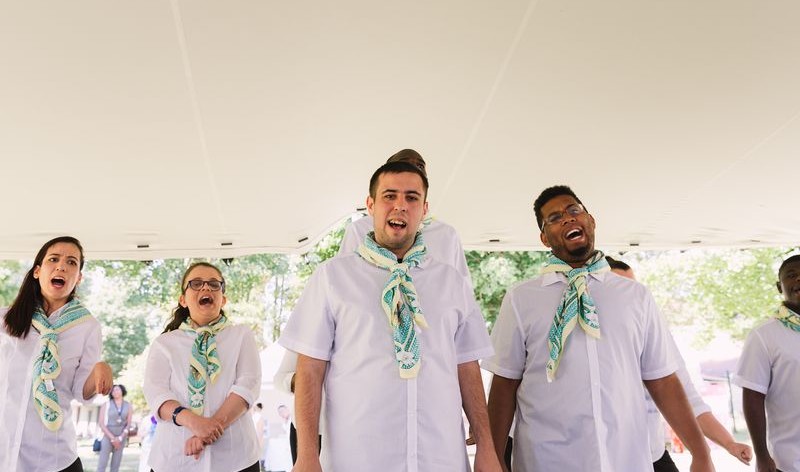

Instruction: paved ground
[78,439,142,472]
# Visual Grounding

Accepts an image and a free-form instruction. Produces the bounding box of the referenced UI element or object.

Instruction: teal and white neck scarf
[180,314,228,414]
[540,251,609,382]
[776,304,800,332]
[31,299,92,431]
[357,232,428,379]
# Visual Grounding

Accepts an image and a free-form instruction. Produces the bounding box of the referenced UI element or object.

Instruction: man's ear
[366,195,375,216]
[540,230,551,248]
[777,281,783,294]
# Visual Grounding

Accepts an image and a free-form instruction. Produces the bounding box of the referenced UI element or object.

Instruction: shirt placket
[406,372,419,471]
[586,326,611,471]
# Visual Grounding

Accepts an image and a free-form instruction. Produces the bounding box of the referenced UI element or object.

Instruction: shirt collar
[540,269,608,286]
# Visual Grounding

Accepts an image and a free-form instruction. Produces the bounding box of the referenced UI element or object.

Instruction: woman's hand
[183,413,224,444]
[184,436,205,459]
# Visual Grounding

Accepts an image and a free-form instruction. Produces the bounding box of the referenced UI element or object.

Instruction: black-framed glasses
[185,279,225,292]
[542,203,586,229]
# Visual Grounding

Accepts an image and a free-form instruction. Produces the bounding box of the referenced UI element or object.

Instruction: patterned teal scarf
[357,232,428,378]
[180,314,228,414]
[776,303,800,332]
[540,251,609,382]
[30,299,92,431]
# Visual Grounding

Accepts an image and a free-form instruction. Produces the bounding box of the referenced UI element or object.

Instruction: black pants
[59,458,83,472]
[151,463,258,472]
[652,450,679,472]
[289,423,322,465]
[504,437,513,471]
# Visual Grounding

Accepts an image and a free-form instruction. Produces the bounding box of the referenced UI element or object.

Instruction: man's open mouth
[566,228,583,240]
[388,219,407,229]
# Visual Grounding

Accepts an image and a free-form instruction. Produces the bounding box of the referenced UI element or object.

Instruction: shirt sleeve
[143,337,178,417]
[732,327,771,395]
[279,265,336,361]
[337,217,368,257]
[482,288,526,379]
[639,289,679,381]
[674,363,712,417]
[228,328,261,408]
[71,319,102,402]
[273,350,299,394]
[454,280,494,364]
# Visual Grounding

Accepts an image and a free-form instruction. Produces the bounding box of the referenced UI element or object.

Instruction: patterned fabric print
[30,299,92,431]
[180,314,228,414]
[776,304,800,332]
[358,232,428,378]
[540,251,609,382]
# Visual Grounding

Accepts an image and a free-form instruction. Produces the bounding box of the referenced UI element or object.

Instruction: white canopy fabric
[2,1,798,260]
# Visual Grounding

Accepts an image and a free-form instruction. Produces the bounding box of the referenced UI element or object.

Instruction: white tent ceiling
[2,1,799,260]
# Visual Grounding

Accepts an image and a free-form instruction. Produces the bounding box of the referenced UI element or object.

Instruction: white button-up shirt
[483,271,677,472]
[339,216,471,281]
[143,323,261,472]
[733,318,800,471]
[0,305,102,472]
[279,253,493,472]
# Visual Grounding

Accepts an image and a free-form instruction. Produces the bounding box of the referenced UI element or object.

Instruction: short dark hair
[779,254,800,278]
[369,161,429,200]
[605,256,631,272]
[386,149,427,176]
[533,185,585,231]
[108,384,127,399]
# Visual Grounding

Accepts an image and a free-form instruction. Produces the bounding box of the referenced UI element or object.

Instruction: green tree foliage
[0,260,24,306]
[629,247,798,343]
[465,250,548,328]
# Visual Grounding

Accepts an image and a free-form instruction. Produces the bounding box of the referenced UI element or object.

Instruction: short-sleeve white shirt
[733,318,800,471]
[0,305,102,472]
[483,271,677,472]
[279,253,493,472]
[143,323,262,472]
[339,216,471,282]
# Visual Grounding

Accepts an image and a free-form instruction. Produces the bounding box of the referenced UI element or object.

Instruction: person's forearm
[742,388,770,460]
[487,375,520,464]
[696,412,734,448]
[457,362,494,452]
[645,374,709,456]
[211,392,249,429]
[295,354,327,460]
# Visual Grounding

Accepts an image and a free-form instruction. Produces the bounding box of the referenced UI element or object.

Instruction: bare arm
[644,373,714,472]
[211,392,249,430]
[458,361,501,472]
[742,388,776,472]
[487,374,520,472]
[293,353,327,472]
[696,412,752,465]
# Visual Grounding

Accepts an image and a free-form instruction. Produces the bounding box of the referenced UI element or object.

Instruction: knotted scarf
[357,232,428,378]
[31,299,92,431]
[776,303,800,332]
[180,314,228,414]
[540,251,609,382]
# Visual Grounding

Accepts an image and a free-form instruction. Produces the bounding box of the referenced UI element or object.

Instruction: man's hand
[724,440,753,465]
[184,436,205,460]
[291,457,323,472]
[689,454,716,472]
[755,456,777,472]
[472,448,503,472]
